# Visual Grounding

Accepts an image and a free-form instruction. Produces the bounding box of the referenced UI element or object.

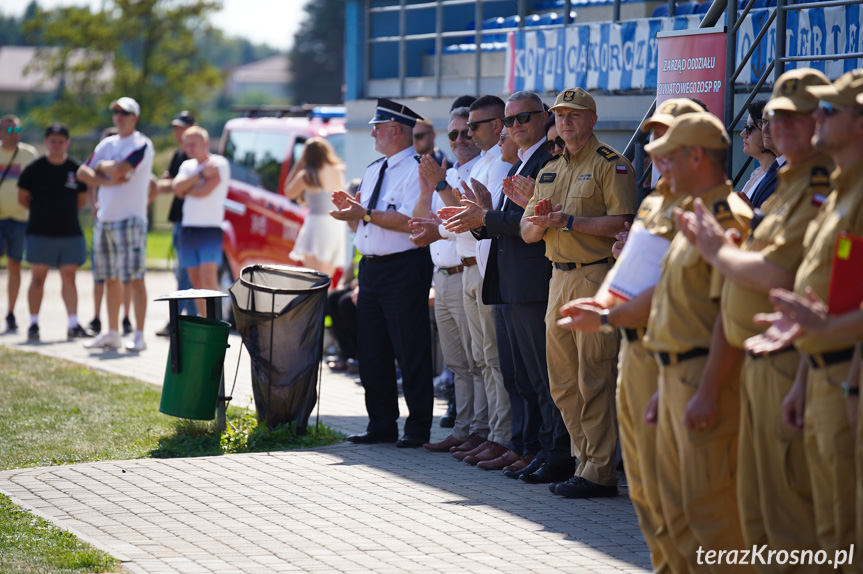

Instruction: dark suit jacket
[478,146,554,305]
[749,158,780,209]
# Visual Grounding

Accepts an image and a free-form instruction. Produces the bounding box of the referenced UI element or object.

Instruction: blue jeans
[173,223,196,316]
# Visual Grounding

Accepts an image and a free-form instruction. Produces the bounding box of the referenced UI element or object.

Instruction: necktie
[363,159,387,226]
[750,159,779,209]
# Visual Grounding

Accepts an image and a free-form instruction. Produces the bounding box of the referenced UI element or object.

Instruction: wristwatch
[435,180,448,192]
[363,209,372,223]
[563,214,574,232]
[599,310,615,333]
[841,381,859,398]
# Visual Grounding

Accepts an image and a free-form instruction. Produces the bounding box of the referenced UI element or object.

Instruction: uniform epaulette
[367,157,385,168]
[810,166,830,187]
[596,145,619,161]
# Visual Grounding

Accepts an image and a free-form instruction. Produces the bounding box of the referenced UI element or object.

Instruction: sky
[3,0,308,51]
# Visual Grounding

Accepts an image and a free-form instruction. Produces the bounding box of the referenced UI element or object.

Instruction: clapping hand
[557,297,606,332]
[501,175,535,208]
[524,198,567,229]
[409,211,444,247]
[330,190,364,221]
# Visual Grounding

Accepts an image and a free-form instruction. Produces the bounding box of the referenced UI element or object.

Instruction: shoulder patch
[539,172,557,183]
[616,165,627,175]
[713,200,733,222]
[596,146,619,161]
[810,166,830,187]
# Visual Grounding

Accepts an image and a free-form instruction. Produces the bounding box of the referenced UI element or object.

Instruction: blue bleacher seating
[696,0,712,14]
[652,3,670,17]
[676,1,700,14]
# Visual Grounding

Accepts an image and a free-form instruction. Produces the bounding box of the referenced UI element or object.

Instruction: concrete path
[0,269,651,573]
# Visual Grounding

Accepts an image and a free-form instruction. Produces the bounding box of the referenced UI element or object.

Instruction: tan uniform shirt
[644,182,750,353]
[794,159,863,355]
[722,154,834,348]
[0,143,37,221]
[524,134,637,263]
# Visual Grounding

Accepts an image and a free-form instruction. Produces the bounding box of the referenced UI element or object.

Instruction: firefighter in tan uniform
[642,113,753,573]
[678,69,831,573]
[774,71,863,573]
[521,88,636,499]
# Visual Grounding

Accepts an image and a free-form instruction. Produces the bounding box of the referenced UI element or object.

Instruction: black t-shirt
[18,156,87,237]
[167,148,188,223]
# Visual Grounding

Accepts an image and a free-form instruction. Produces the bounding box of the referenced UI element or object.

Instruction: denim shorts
[179,226,223,268]
[26,234,87,267]
[92,217,147,282]
[0,218,27,261]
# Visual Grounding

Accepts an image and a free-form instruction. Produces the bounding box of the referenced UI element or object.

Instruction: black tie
[363,160,387,225]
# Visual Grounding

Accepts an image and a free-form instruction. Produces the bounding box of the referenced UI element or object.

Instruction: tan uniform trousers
[804,360,857,574]
[618,335,689,574]
[462,264,510,445]
[545,264,619,486]
[738,352,824,574]
[857,375,862,573]
[656,355,752,574]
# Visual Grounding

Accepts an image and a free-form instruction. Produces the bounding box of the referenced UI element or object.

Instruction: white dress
[290,190,346,267]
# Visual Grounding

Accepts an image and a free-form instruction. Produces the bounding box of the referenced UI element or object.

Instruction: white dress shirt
[437,154,481,261]
[467,145,513,276]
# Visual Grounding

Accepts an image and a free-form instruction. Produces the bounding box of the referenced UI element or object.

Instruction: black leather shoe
[396,434,429,448]
[346,431,397,444]
[554,476,618,499]
[503,457,542,479]
[520,461,575,484]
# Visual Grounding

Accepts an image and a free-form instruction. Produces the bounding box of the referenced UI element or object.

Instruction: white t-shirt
[178,155,230,227]
[87,131,154,222]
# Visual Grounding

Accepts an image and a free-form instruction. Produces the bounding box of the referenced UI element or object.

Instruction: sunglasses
[112,109,133,116]
[448,129,472,141]
[5,126,21,134]
[502,110,544,128]
[413,131,433,140]
[742,122,760,135]
[544,136,565,154]
[467,118,497,131]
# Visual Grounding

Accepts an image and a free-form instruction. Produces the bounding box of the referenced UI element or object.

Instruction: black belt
[363,248,422,265]
[745,346,796,361]
[552,258,611,271]
[806,347,855,369]
[438,265,463,276]
[657,348,710,366]
[622,327,645,342]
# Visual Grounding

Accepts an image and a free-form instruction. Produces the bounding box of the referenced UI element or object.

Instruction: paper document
[598,227,671,303]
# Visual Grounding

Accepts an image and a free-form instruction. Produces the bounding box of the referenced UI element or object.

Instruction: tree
[25,0,224,132]
[289,0,344,104]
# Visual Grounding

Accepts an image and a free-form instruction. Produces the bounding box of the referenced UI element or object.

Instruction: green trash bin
[160,316,231,420]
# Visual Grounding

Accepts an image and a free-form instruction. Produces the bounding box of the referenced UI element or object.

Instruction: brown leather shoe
[423,434,464,452]
[464,442,508,465]
[449,433,486,453]
[477,448,522,470]
[452,439,493,461]
[502,454,535,473]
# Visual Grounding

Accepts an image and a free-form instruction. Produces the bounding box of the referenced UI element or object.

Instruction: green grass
[0,346,344,572]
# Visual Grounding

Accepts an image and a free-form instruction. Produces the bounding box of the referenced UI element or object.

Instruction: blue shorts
[26,235,87,268]
[0,219,27,261]
[92,217,147,282]
[179,227,223,268]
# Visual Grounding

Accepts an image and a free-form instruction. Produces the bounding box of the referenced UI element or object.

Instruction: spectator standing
[413,118,449,167]
[156,111,197,337]
[0,114,38,332]
[738,99,776,202]
[78,97,154,352]
[748,101,785,209]
[330,97,434,448]
[171,127,230,318]
[18,123,90,341]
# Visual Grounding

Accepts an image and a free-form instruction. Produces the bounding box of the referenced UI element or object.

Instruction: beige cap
[644,112,730,156]
[806,70,863,108]
[640,98,706,133]
[549,88,596,113]
[764,68,829,114]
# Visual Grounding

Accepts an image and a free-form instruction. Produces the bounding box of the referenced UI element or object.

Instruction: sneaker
[6,313,17,332]
[125,332,146,352]
[68,324,93,339]
[122,316,133,335]
[155,322,171,337]
[87,317,101,334]
[84,331,122,350]
[27,324,39,341]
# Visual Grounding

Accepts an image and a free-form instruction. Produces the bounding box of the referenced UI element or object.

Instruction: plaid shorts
[92,217,147,282]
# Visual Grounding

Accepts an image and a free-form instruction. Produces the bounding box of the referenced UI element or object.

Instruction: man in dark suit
[444,91,574,483]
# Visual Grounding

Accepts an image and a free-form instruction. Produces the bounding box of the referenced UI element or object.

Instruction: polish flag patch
[616,165,627,175]
[812,193,826,207]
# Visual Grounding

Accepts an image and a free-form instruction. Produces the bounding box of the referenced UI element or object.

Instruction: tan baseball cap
[644,112,730,156]
[640,98,706,133]
[806,70,863,108]
[549,88,596,113]
[764,68,829,115]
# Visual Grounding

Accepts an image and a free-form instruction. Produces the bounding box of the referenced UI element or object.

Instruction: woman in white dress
[283,138,346,278]
[739,99,776,203]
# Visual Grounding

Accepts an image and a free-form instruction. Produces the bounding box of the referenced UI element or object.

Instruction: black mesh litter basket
[229,265,330,430]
